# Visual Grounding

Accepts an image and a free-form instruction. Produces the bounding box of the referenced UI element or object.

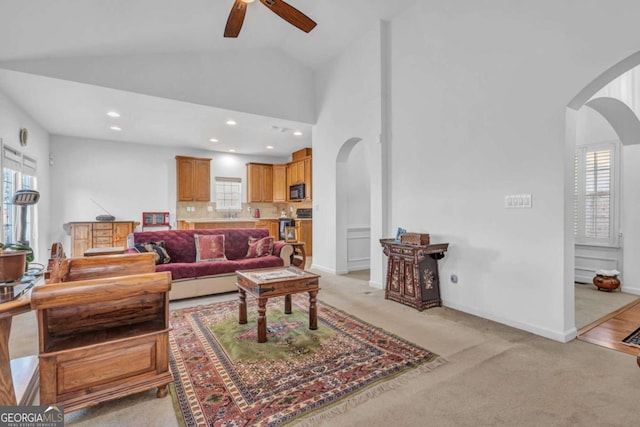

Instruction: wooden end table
[289,242,307,268]
[236,266,320,343]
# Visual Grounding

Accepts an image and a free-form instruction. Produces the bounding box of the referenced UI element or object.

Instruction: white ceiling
[0,0,415,156]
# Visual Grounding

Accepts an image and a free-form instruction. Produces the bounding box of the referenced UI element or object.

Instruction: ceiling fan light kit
[225,0,317,38]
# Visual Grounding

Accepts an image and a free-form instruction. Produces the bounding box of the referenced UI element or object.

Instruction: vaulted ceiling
[0,0,415,156]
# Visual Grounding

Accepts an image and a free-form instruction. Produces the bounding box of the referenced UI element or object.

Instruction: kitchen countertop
[178,217,312,223]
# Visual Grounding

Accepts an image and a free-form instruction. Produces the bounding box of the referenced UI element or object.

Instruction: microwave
[290,183,305,201]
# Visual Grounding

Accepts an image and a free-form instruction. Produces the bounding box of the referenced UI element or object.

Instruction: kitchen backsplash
[176,201,312,220]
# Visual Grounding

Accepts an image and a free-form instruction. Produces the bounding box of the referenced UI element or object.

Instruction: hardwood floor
[577,298,640,355]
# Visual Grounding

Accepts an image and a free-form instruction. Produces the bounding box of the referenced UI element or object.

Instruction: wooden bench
[31,243,173,412]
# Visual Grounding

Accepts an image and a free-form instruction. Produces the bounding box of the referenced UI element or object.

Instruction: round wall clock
[19,128,28,146]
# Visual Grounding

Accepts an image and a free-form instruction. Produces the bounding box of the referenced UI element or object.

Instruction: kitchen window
[215,177,242,211]
[574,141,620,247]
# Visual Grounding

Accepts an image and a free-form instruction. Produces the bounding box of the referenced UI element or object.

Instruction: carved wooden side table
[380,239,449,311]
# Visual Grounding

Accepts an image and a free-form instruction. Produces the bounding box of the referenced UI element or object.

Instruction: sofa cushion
[156,255,284,281]
[195,234,227,262]
[193,256,284,278]
[134,241,171,265]
[134,228,271,263]
[155,263,196,281]
[246,236,274,258]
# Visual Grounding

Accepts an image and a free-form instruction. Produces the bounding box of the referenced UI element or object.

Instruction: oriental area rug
[168,295,446,426]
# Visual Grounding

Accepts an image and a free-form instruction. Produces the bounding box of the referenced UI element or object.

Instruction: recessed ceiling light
[210,138,219,142]
[229,149,236,152]
[266,145,274,150]
[110,125,122,131]
[107,111,120,118]
[293,131,303,136]
[226,120,237,126]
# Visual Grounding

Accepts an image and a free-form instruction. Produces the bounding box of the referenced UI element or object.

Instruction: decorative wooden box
[400,233,430,245]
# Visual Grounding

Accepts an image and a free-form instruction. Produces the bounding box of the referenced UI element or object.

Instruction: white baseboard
[444,300,577,343]
[310,263,338,275]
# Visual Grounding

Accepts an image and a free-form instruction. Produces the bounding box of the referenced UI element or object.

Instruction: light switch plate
[505,194,532,208]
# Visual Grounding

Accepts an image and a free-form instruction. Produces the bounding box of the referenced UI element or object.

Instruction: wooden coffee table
[236,266,320,343]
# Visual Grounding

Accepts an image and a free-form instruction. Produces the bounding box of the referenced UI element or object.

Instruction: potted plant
[0,242,33,283]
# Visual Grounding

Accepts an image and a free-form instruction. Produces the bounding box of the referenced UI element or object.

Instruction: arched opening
[335,137,371,278]
[567,53,640,334]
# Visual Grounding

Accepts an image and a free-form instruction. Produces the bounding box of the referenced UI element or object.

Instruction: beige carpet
[9,270,640,426]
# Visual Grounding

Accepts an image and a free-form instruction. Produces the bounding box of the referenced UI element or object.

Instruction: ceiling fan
[224,0,317,38]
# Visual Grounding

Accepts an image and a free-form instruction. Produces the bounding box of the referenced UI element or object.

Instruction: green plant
[0,242,34,262]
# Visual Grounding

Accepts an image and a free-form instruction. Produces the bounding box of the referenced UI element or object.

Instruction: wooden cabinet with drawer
[68,221,138,257]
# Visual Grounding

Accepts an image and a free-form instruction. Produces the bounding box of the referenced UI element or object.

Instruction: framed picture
[285,226,297,242]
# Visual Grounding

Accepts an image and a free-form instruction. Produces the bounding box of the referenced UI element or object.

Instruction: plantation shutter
[574,142,618,246]
[584,150,611,239]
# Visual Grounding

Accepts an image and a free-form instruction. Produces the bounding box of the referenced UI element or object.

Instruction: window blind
[584,150,611,239]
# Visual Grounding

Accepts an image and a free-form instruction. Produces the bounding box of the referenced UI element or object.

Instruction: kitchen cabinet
[176,156,211,202]
[247,163,273,202]
[295,220,312,256]
[287,160,305,186]
[286,150,312,201]
[255,219,279,239]
[68,221,138,257]
[379,239,448,311]
[272,164,287,202]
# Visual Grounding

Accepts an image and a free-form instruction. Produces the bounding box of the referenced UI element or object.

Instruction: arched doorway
[567,52,640,332]
[335,137,371,277]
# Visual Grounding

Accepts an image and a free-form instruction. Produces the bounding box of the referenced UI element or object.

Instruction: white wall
[577,107,618,146]
[313,23,385,282]
[50,135,287,250]
[346,142,371,271]
[0,91,51,264]
[622,144,640,294]
[0,49,315,124]
[313,0,640,341]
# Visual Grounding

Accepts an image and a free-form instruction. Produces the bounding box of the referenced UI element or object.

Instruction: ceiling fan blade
[224,0,248,38]
[259,0,317,33]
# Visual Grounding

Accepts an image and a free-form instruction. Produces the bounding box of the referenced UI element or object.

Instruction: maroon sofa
[133,228,293,300]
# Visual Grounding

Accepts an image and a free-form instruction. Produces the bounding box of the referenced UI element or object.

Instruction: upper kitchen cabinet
[272,164,287,202]
[176,155,211,202]
[287,148,312,201]
[247,163,273,202]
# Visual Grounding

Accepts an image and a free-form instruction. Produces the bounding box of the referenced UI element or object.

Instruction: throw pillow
[195,234,227,262]
[134,240,171,265]
[246,236,274,258]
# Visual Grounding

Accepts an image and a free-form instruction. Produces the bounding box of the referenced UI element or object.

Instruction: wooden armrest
[32,271,171,310]
[65,252,156,282]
